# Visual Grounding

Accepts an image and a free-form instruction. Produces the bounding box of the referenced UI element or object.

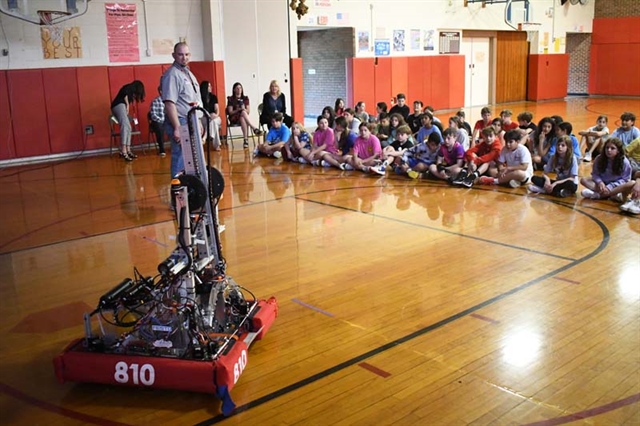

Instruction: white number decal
[233,350,248,384]
[113,361,155,386]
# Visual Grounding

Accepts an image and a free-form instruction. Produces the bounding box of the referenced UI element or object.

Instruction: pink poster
[105,3,139,62]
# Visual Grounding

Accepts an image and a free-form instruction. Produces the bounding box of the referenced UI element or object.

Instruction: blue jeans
[165,117,187,178]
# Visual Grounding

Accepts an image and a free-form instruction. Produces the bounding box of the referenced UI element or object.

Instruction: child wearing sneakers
[347,122,383,173]
[255,112,291,158]
[580,137,631,201]
[578,115,609,162]
[372,125,415,176]
[517,111,537,148]
[479,129,533,188]
[453,126,501,188]
[528,135,579,198]
[428,127,465,181]
[396,132,440,179]
[299,116,336,165]
[472,107,492,147]
[318,116,355,169]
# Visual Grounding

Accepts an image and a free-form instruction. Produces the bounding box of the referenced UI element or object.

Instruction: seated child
[449,116,470,150]
[548,121,581,161]
[396,132,440,179]
[528,135,579,198]
[517,111,537,148]
[428,127,465,182]
[299,115,336,165]
[346,122,383,173]
[318,116,356,169]
[578,115,609,162]
[610,111,640,147]
[531,117,556,169]
[452,126,501,188]
[375,113,391,147]
[580,137,631,201]
[472,106,492,147]
[255,112,291,158]
[491,117,505,146]
[479,129,533,188]
[417,111,443,144]
[283,122,311,161]
[371,125,415,176]
[500,109,519,131]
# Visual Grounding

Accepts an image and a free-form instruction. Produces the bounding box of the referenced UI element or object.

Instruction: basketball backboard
[0,0,89,25]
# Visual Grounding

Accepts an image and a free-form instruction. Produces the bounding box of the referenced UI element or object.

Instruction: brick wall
[595,0,640,18]
[298,28,354,118]
[566,33,591,95]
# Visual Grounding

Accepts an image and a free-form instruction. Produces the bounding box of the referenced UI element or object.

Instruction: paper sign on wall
[358,31,370,52]
[374,39,390,56]
[41,26,82,59]
[105,3,140,62]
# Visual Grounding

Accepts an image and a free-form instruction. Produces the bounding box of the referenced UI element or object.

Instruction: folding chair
[226,114,257,149]
[109,115,143,155]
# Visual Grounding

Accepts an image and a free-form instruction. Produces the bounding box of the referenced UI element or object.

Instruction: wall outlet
[1,49,8,57]
[84,125,94,135]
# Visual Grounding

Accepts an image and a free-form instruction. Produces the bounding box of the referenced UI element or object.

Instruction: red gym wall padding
[527,54,569,101]
[133,64,164,141]
[290,58,304,123]
[348,55,464,115]
[7,69,51,158]
[43,68,84,154]
[589,17,640,96]
[77,66,111,151]
[346,58,375,117]
[0,71,15,160]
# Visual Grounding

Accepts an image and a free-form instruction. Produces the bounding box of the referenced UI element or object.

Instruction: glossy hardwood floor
[0,97,639,425]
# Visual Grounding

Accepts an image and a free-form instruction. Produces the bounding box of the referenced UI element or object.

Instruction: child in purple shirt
[581,137,632,201]
[428,128,465,181]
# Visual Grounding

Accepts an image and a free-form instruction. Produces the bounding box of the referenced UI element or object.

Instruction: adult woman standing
[200,80,222,150]
[260,80,293,129]
[227,82,262,149]
[111,80,145,161]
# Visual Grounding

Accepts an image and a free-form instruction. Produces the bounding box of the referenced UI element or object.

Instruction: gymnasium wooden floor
[0,97,639,425]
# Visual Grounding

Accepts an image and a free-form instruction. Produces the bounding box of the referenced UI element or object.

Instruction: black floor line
[194,199,610,425]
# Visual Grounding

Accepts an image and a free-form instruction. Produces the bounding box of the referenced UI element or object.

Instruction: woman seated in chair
[260,79,293,130]
[200,80,222,150]
[111,80,145,161]
[227,82,262,149]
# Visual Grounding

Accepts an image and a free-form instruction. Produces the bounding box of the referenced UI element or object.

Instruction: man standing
[161,42,201,177]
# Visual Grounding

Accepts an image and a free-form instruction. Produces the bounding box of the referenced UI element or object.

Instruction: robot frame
[53,107,278,415]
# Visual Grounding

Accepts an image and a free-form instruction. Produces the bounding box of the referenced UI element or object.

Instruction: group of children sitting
[253,95,640,215]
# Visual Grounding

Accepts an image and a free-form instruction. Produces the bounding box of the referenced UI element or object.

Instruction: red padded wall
[527,54,569,101]
[213,61,227,134]
[7,70,50,158]
[0,71,15,160]
[374,57,392,108]
[390,57,408,101]
[133,64,164,141]
[422,56,433,106]
[430,55,451,111]
[589,17,640,96]
[78,66,111,150]
[347,57,375,118]
[290,58,304,123]
[448,55,465,109]
[43,68,83,154]
[108,66,135,117]
[407,57,424,105]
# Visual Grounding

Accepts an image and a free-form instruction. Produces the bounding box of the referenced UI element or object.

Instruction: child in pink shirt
[347,122,382,173]
[299,116,336,165]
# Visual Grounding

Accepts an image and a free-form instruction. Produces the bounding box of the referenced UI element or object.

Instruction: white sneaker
[583,152,592,162]
[343,163,354,171]
[625,199,640,214]
[527,185,543,194]
[272,151,282,159]
[370,165,386,176]
[509,179,521,188]
[581,188,601,199]
[320,160,331,167]
[311,159,321,166]
[253,147,260,156]
[298,157,308,164]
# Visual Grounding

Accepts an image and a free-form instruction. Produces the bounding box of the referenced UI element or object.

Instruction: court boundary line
[194,196,611,425]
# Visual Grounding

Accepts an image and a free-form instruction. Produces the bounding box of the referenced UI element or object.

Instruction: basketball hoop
[518,22,542,42]
[38,10,71,45]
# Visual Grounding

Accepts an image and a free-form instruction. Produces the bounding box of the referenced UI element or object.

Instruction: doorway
[461,37,491,108]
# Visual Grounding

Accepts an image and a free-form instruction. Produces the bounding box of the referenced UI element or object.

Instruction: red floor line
[0,382,133,426]
[358,362,391,378]
[553,276,581,285]
[470,313,500,324]
[522,393,640,426]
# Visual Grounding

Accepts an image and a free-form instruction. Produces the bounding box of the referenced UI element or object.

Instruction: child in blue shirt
[255,112,291,158]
